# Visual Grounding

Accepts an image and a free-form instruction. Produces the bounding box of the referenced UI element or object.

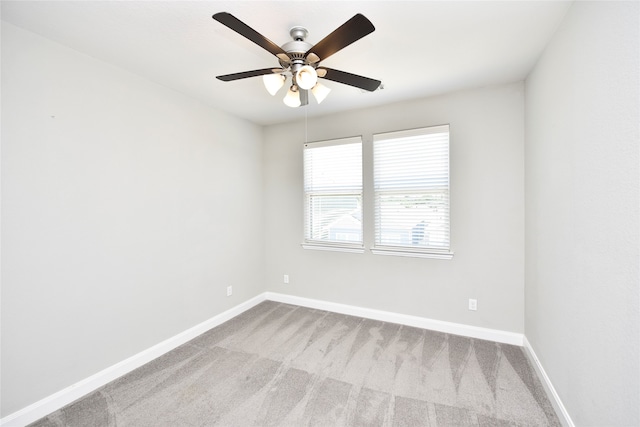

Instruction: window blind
[373,125,450,253]
[303,136,363,247]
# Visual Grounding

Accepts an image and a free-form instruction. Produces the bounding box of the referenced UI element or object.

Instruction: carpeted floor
[30,301,561,426]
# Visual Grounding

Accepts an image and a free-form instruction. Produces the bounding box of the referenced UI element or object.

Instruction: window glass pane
[374,125,450,251]
[305,143,362,192]
[307,194,362,242]
[375,134,449,190]
[376,192,449,248]
[304,137,363,246]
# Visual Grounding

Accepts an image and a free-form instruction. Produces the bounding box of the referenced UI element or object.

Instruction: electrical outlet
[284,274,289,284]
[227,286,233,297]
[468,298,477,311]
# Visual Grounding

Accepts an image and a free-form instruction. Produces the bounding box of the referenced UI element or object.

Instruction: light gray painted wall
[264,83,525,333]
[524,2,639,425]
[1,23,264,416]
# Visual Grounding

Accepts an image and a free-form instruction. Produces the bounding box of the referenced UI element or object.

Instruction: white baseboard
[2,291,534,426]
[0,294,267,427]
[265,292,524,346]
[523,336,575,427]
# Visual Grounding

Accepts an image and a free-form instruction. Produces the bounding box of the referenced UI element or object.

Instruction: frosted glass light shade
[263,74,285,96]
[283,86,301,107]
[295,65,318,90]
[311,82,331,104]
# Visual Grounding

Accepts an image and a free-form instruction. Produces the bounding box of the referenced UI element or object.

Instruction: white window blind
[303,136,363,248]
[373,125,451,256]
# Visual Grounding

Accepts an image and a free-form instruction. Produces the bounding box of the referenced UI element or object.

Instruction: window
[303,136,363,252]
[372,125,452,259]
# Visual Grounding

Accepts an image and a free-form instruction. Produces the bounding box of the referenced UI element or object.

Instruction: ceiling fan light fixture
[283,85,301,107]
[311,82,331,104]
[263,73,285,96]
[295,65,318,90]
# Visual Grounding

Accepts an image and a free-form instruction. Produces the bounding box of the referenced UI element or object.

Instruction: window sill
[370,246,454,260]
[301,243,365,254]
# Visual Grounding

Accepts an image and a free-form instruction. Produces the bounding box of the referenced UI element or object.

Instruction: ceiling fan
[212,12,382,107]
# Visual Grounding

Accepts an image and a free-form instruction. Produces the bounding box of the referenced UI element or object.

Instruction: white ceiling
[1,1,571,126]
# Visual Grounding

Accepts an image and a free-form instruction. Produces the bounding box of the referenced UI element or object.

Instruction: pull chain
[304,104,308,144]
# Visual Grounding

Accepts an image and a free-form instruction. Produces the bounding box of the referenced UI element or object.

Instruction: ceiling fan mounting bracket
[289,26,308,41]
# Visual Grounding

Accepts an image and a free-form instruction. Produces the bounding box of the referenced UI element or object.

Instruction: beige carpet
[30,301,561,426]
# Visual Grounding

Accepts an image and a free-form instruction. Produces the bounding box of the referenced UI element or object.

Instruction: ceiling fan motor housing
[280,26,315,72]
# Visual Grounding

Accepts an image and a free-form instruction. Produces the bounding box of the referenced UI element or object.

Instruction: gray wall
[1,23,264,416]
[4,2,639,424]
[525,2,639,425]
[264,83,525,333]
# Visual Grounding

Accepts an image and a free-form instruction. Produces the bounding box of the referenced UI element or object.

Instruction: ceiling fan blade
[216,68,282,82]
[213,12,290,62]
[304,14,375,62]
[317,67,381,92]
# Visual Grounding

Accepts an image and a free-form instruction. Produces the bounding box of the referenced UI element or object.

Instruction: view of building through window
[308,195,362,242]
[375,192,449,249]
[303,125,450,255]
[303,137,363,246]
[374,125,450,252]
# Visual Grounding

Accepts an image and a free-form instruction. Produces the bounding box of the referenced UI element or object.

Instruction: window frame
[371,125,453,260]
[302,136,364,253]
